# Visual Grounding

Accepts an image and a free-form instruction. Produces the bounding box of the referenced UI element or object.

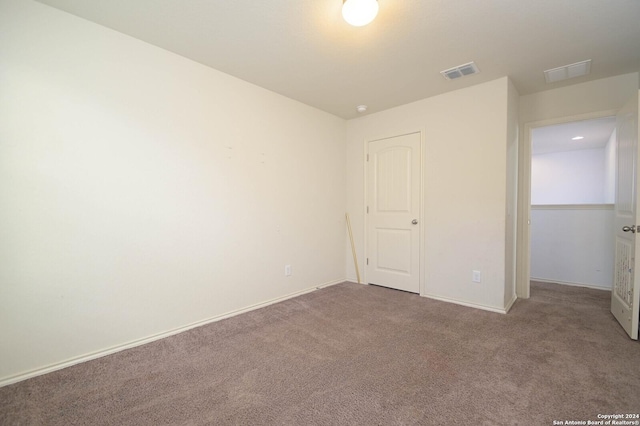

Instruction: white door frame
[516,109,619,298]
[363,130,426,295]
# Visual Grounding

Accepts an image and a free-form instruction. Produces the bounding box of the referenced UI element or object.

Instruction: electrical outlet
[472,270,481,283]
[285,265,292,276]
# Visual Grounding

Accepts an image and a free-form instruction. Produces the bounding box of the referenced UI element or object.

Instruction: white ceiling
[532,116,616,155]
[36,0,640,119]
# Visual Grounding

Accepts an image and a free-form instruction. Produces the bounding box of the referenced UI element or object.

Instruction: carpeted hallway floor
[1,281,639,425]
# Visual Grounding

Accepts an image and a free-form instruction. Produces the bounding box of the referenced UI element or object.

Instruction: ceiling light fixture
[356,105,368,113]
[342,0,379,27]
[572,136,585,140]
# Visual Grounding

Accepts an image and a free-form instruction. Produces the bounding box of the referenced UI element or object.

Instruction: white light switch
[472,270,481,283]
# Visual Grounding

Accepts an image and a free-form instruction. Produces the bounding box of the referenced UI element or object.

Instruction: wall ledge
[531,204,613,210]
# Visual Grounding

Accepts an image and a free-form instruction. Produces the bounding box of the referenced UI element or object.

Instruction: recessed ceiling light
[356,105,368,113]
[572,136,585,140]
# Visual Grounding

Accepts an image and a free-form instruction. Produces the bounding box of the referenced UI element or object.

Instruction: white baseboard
[352,283,516,314]
[531,277,612,291]
[421,293,510,314]
[345,275,362,284]
[0,278,346,388]
[504,294,518,313]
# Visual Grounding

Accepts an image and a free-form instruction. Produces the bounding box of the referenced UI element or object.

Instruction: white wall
[604,129,617,203]
[0,0,346,384]
[346,77,514,312]
[504,80,519,307]
[530,206,613,289]
[531,148,606,204]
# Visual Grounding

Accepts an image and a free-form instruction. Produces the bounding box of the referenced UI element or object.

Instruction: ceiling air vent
[544,59,591,83]
[440,62,480,80]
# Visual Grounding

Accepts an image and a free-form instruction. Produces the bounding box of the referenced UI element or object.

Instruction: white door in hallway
[366,133,421,293]
[612,93,640,340]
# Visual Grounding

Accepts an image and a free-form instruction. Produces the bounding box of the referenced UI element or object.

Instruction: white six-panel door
[612,93,640,340]
[366,133,421,293]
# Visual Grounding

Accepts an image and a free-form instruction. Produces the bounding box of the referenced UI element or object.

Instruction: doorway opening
[529,116,616,292]
[516,110,616,298]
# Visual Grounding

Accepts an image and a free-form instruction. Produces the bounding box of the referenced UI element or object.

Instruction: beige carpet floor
[1,281,639,425]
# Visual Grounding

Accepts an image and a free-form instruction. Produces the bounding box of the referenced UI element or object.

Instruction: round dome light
[342,0,379,27]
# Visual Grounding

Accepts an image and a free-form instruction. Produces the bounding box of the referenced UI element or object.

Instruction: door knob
[623,225,636,233]
[412,219,418,225]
